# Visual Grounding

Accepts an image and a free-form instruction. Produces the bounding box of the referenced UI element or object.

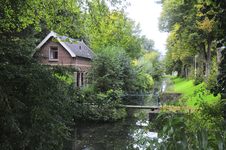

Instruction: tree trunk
[185,65,187,78]
[185,65,188,78]
[177,68,182,77]
[199,43,205,75]
[180,66,185,78]
[217,47,222,75]
[206,39,212,77]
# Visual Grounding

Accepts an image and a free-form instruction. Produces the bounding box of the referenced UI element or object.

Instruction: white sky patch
[125,0,169,55]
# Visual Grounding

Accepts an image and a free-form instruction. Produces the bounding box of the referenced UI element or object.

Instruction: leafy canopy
[88,11,142,59]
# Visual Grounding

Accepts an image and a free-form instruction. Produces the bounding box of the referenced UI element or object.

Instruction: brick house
[35,31,94,86]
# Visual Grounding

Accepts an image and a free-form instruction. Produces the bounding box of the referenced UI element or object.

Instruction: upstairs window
[50,47,58,59]
[79,46,81,50]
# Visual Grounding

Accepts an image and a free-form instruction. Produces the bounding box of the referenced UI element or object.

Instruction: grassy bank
[163,75,221,107]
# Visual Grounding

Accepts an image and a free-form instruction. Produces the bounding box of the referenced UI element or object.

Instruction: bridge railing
[122,94,160,110]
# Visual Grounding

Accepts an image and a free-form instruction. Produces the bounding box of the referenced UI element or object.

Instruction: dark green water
[63,95,159,150]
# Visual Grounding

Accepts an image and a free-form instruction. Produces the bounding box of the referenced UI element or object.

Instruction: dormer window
[79,46,81,50]
[50,47,58,60]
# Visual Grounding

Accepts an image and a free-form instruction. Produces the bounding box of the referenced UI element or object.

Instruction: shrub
[54,72,75,84]
[205,70,218,91]
[87,45,138,93]
[193,73,204,85]
[81,84,96,95]
[136,73,154,90]
[79,88,127,121]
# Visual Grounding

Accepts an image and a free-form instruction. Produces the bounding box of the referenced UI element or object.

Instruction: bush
[193,73,204,85]
[79,88,127,121]
[185,101,225,149]
[81,84,96,95]
[136,73,154,90]
[87,45,138,93]
[187,67,195,80]
[206,70,218,91]
[54,72,76,84]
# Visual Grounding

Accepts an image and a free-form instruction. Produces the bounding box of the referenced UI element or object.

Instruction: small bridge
[123,94,159,97]
[121,94,160,111]
[121,94,160,122]
[115,104,159,111]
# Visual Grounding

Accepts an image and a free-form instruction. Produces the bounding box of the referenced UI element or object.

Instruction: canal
[63,93,160,150]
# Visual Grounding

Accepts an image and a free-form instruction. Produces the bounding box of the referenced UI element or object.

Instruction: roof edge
[80,41,95,55]
[35,31,76,57]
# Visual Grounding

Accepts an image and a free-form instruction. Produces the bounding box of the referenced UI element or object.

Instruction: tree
[159,0,197,77]
[136,51,163,81]
[164,33,180,75]
[196,2,217,76]
[0,38,80,149]
[87,45,138,93]
[87,11,143,59]
[159,0,219,77]
[141,35,155,52]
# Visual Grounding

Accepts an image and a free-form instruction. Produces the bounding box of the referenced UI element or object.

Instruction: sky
[125,0,169,55]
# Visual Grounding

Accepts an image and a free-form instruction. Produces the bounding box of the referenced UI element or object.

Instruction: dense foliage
[207,0,226,127]
[87,45,138,93]
[88,11,143,59]
[0,41,79,149]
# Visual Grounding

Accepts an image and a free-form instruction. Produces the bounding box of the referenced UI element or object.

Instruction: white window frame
[49,46,58,61]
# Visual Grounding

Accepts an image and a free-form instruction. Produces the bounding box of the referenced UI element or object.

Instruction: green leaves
[87,45,138,93]
[197,128,208,150]
[0,43,80,149]
[87,11,142,59]
[215,131,224,150]
[172,116,184,125]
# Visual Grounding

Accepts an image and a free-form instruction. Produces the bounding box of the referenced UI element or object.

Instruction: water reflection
[63,95,159,150]
[63,118,135,149]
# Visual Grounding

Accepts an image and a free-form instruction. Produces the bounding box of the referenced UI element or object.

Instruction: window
[79,46,81,50]
[50,47,58,59]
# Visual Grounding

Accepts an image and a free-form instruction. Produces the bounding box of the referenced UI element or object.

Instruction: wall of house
[36,38,75,68]
[75,57,92,86]
[76,57,91,71]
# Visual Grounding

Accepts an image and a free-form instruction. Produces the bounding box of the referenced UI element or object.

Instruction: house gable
[37,38,76,67]
[36,31,76,57]
[35,31,94,59]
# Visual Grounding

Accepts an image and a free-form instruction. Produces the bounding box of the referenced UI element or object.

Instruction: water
[63,94,159,150]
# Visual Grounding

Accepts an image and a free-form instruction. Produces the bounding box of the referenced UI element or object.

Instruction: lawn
[163,75,221,107]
